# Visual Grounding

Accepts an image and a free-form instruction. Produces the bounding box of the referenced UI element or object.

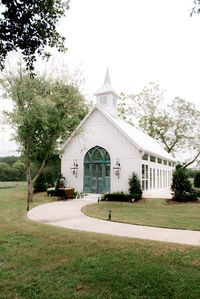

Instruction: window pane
[105,164,110,176]
[92,150,102,161]
[85,164,90,176]
[150,156,156,162]
[142,153,148,160]
[100,96,107,104]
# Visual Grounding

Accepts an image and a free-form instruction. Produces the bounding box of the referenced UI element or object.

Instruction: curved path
[27,198,200,246]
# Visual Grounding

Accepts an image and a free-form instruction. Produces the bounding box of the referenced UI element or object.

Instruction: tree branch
[183,150,200,169]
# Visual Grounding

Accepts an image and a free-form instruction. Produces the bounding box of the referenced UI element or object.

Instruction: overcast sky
[0,0,200,156]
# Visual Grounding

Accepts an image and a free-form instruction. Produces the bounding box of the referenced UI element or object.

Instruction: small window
[163,160,167,165]
[113,97,117,106]
[157,158,162,164]
[142,153,148,161]
[100,96,107,105]
[168,161,172,166]
[150,156,156,162]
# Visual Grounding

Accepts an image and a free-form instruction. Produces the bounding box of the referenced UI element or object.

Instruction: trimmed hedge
[101,192,132,202]
[173,190,198,202]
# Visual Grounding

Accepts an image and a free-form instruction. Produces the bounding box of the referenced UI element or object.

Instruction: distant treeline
[0,156,26,181]
[0,155,60,183]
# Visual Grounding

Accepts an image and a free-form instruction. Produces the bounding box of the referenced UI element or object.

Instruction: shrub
[194,171,200,188]
[101,192,131,202]
[171,165,198,202]
[34,173,47,192]
[128,172,142,201]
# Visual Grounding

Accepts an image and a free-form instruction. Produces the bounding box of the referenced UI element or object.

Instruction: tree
[34,154,61,192]
[0,161,20,181]
[1,67,89,210]
[171,165,198,202]
[12,160,26,181]
[0,0,69,73]
[128,172,142,201]
[191,1,200,15]
[118,83,200,167]
[194,171,200,188]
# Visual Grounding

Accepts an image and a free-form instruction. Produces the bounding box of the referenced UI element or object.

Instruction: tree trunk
[25,136,33,211]
[27,179,33,211]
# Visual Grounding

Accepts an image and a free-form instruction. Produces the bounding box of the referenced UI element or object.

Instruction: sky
[0,0,200,156]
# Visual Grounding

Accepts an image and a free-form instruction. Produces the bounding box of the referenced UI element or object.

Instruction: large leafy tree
[0,0,69,73]
[118,83,200,167]
[1,67,89,210]
[191,0,200,15]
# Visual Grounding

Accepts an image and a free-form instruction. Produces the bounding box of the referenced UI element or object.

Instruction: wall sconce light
[71,159,78,178]
[113,158,121,178]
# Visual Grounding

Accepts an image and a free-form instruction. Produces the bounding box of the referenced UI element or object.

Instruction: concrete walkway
[27,197,200,246]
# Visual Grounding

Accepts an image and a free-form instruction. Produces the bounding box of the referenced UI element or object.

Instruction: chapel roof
[99,106,175,161]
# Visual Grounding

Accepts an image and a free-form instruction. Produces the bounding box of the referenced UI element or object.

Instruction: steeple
[104,67,111,85]
[95,68,118,117]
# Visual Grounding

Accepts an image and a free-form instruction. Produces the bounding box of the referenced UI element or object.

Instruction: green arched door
[84,146,110,193]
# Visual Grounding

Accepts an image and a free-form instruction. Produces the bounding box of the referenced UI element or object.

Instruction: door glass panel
[97,164,102,176]
[105,164,110,176]
[84,177,90,187]
[85,164,90,176]
[92,150,102,161]
[98,180,103,193]
[92,164,96,176]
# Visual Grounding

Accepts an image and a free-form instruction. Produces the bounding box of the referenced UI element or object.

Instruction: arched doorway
[84,146,110,193]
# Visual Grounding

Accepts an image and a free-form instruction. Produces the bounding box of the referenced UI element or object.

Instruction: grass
[0,186,200,298]
[82,199,200,231]
[0,181,26,189]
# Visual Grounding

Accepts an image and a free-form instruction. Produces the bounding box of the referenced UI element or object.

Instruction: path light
[108,210,112,221]
[71,159,78,178]
[113,158,121,178]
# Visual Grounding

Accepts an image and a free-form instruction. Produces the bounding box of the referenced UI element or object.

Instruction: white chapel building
[61,70,176,196]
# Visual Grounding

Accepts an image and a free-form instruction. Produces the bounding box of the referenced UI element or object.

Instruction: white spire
[104,67,111,85]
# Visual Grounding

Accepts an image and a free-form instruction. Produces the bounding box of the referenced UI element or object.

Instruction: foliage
[194,171,200,188]
[34,173,47,193]
[191,0,200,15]
[0,162,18,181]
[187,168,199,178]
[0,67,89,208]
[0,155,19,165]
[34,154,61,192]
[0,0,69,73]
[12,160,26,181]
[118,83,200,167]
[101,192,131,202]
[171,165,198,202]
[128,172,142,201]
[0,158,26,181]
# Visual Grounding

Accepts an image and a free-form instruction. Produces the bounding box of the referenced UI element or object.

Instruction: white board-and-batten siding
[61,108,141,193]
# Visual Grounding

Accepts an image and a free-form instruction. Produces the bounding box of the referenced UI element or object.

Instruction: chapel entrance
[84,146,110,193]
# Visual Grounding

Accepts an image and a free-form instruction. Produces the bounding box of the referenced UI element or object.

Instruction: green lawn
[82,199,200,231]
[0,181,26,189]
[0,186,200,299]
